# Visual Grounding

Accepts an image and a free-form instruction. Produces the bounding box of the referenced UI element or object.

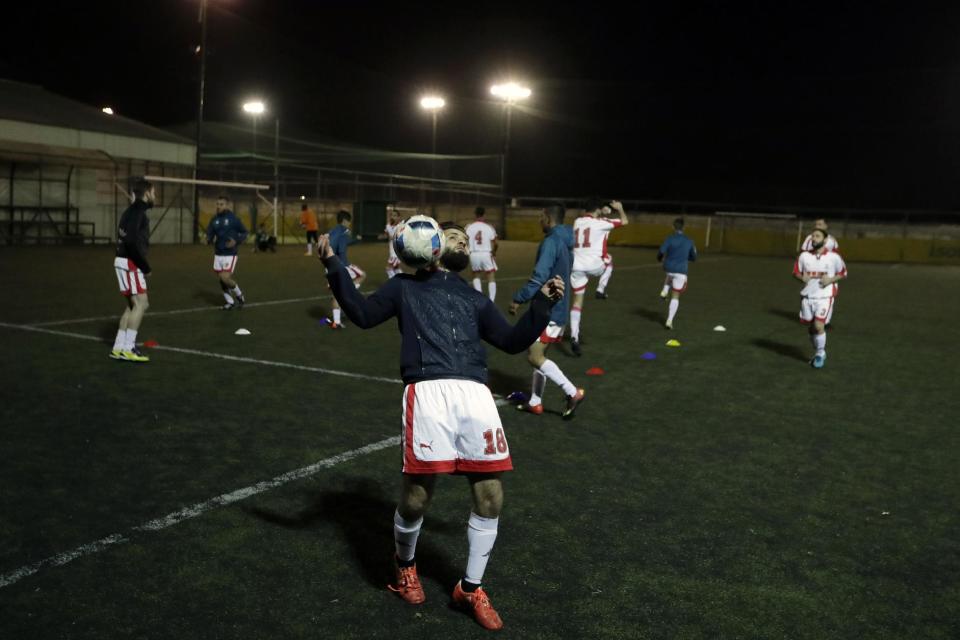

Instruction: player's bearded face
[440,229,470,272]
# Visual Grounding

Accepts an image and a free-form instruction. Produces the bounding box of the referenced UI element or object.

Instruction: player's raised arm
[611,200,629,226]
[482,277,561,353]
[318,234,399,328]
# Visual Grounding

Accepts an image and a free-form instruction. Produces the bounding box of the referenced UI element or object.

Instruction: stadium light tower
[420,95,445,180]
[240,100,279,242]
[490,82,531,214]
[242,100,266,160]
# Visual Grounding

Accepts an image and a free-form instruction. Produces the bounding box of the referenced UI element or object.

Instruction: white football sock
[661,285,670,296]
[667,299,679,324]
[223,292,235,304]
[464,512,499,585]
[540,359,577,397]
[598,264,613,292]
[393,510,423,562]
[529,369,546,406]
[306,244,312,255]
[231,285,243,297]
[124,329,137,351]
[333,309,341,325]
[814,333,826,355]
[488,282,496,302]
[570,307,582,340]
[473,277,482,292]
[113,330,125,351]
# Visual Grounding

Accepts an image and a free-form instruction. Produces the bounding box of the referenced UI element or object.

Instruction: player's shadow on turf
[751,338,808,362]
[634,307,664,326]
[768,307,798,323]
[244,478,461,590]
[193,289,225,307]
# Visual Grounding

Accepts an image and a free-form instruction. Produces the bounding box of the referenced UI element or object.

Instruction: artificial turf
[0,241,957,639]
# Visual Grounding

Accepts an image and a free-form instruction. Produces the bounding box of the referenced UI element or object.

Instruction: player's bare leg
[810,320,827,368]
[569,291,585,356]
[389,473,436,604]
[113,294,150,362]
[520,341,583,418]
[665,290,680,329]
[218,271,244,309]
[452,473,504,630]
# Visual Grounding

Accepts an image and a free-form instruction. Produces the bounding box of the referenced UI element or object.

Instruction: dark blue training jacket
[328,224,355,266]
[115,199,152,274]
[512,224,574,325]
[658,231,697,274]
[324,256,555,384]
[206,210,248,256]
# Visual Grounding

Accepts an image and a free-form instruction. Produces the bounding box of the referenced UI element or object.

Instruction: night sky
[3,1,960,208]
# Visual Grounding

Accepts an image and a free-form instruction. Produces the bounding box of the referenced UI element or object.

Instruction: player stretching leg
[511,205,585,419]
[569,199,628,355]
[317,222,563,630]
[110,179,154,362]
[206,196,248,310]
[465,206,499,302]
[793,228,847,368]
[657,218,698,330]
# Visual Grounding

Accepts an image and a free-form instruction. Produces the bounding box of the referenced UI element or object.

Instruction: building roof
[0,79,192,145]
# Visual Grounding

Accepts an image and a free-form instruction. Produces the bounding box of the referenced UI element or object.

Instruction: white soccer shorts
[114,257,147,296]
[800,297,834,324]
[401,379,512,474]
[665,272,688,292]
[469,252,498,273]
[571,255,605,292]
[213,255,238,273]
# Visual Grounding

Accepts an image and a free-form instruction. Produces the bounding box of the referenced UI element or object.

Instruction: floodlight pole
[273,117,279,241]
[431,111,438,180]
[193,0,208,244]
[500,103,513,219]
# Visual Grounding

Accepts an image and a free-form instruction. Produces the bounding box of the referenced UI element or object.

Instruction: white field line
[24,260,706,328]
[0,436,399,590]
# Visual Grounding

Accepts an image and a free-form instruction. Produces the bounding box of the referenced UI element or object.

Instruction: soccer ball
[393,215,443,269]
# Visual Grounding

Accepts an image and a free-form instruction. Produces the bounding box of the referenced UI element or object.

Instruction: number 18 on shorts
[401,379,513,474]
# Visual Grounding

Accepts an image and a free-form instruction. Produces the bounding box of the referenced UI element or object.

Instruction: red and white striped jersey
[573,216,622,260]
[800,233,839,252]
[465,220,497,253]
[793,250,847,299]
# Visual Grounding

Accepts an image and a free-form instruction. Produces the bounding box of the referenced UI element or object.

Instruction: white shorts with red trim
[469,252,498,273]
[539,321,565,344]
[664,272,688,292]
[114,257,147,296]
[213,255,238,273]
[401,379,512,474]
[571,255,605,292]
[800,296,834,324]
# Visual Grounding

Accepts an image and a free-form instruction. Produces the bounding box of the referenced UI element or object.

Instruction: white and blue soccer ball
[393,214,443,269]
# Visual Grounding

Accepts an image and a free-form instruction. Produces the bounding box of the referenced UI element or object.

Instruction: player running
[793,228,848,368]
[568,199,628,355]
[205,195,248,310]
[316,221,563,630]
[657,218,698,329]
[510,205,585,419]
[299,203,319,256]
[384,207,402,279]
[327,210,366,328]
[465,206,499,302]
[110,179,154,362]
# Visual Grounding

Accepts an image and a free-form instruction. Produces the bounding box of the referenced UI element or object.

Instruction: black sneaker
[571,338,582,357]
[595,291,608,300]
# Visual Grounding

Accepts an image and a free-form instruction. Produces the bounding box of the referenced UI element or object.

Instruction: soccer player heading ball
[315,217,564,630]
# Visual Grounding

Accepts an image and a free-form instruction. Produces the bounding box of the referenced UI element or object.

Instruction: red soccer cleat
[452,581,503,630]
[562,388,586,420]
[516,402,543,415]
[387,562,425,604]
